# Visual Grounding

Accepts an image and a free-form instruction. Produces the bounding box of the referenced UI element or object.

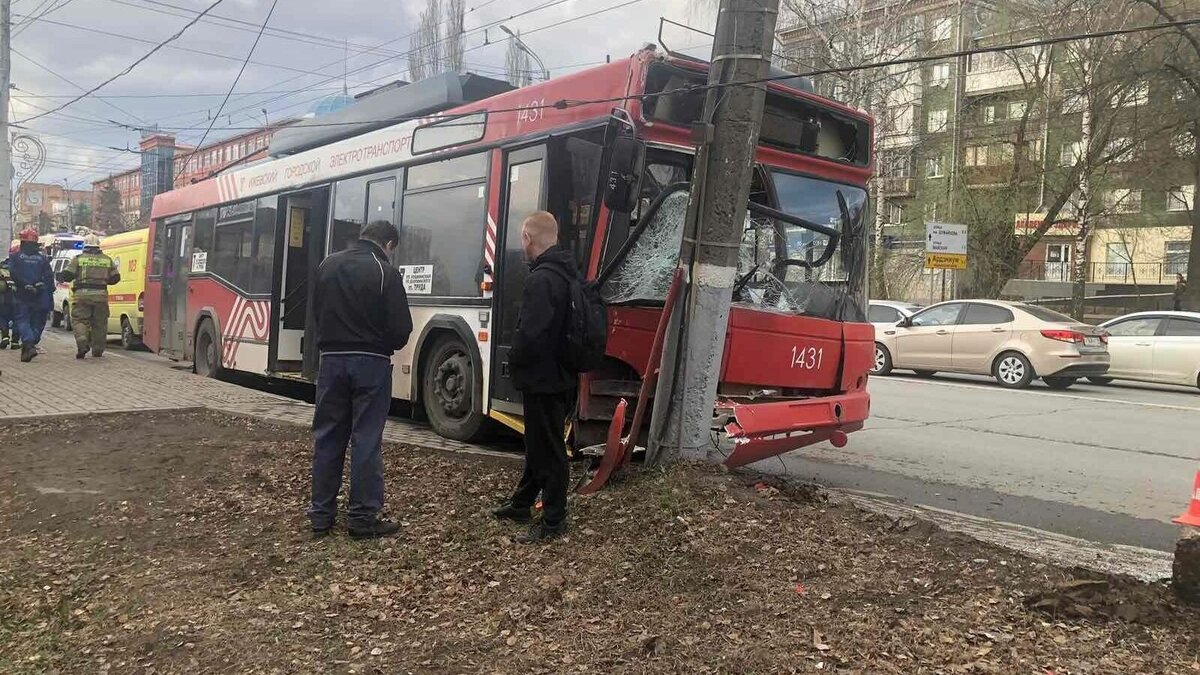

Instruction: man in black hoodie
[308,221,412,540]
[493,211,578,543]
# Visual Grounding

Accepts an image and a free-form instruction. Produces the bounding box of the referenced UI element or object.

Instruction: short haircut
[521,211,558,249]
[360,220,400,248]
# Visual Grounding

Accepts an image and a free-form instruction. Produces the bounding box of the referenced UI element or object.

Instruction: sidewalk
[0,329,503,458]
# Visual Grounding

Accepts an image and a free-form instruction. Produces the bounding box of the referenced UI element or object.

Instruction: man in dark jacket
[308,221,413,540]
[494,211,577,543]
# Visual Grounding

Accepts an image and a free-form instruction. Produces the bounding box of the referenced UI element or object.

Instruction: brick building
[15,182,93,232]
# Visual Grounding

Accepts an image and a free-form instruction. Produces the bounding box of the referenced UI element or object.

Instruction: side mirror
[603,136,645,214]
[898,316,913,328]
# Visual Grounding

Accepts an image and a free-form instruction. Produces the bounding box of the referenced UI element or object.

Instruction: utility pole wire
[177,0,279,180]
[14,0,226,124]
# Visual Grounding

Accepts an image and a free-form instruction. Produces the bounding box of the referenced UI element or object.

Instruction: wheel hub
[434,354,470,418]
[999,358,1023,383]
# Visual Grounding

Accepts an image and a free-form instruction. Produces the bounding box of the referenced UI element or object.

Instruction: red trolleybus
[145,46,874,467]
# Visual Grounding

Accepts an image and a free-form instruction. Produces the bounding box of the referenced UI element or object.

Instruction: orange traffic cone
[1173,471,1200,527]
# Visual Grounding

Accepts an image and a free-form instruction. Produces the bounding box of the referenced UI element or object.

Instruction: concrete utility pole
[0,0,12,246]
[655,0,780,462]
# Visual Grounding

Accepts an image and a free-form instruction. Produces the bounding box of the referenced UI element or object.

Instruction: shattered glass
[601,169,869,322]
[602,189,689,304]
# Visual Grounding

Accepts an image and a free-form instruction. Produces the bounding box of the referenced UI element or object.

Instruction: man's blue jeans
[308,354,392,530]
[14,298,47,345]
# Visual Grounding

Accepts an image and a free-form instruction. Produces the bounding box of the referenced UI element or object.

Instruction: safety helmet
[18,227,39,242]
[83,234,101,247]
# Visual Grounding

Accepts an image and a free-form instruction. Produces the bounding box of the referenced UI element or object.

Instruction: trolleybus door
[159,215,192,360]
[270,187,328,377]
[490,145,548,413]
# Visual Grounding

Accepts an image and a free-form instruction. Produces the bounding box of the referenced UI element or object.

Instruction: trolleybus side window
[192,208,216,271]
[330,174,368,255]
[398,151,488,298]
[251,197,277,294]
[213,201,255,290]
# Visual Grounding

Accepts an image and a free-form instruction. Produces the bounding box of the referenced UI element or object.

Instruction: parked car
[873,299,1109,389]
[49,248,82,330]
[1092,311,1200,390]
[868,300,921,330]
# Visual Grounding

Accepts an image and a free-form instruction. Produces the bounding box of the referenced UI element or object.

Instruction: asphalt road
[753,372,1200,552]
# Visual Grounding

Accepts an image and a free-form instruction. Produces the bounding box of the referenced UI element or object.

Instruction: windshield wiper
[746,189,850,270]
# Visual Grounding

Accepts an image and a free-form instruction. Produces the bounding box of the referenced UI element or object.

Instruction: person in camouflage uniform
[59,234,121,359]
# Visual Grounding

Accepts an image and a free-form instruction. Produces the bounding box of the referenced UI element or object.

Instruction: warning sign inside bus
[399,265,433,295]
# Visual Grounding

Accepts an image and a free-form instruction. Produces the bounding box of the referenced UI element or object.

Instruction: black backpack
[546,266,608,373]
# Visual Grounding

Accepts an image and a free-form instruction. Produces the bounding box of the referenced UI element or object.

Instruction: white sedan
[1094,311,1200,390]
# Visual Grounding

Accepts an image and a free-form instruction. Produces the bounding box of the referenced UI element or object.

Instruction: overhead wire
[14,0,228,124]
[11,47,147,123]
[12,0,77,37]
[177,0,279,180]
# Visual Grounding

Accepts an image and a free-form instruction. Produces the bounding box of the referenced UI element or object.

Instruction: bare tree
[444,0,466,73]
[1133,0,1200,310]
[505,31,533,87]
[778,0,931,299]
[407,0,444,82]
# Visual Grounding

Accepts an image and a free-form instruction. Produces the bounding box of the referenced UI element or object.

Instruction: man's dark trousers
[309,354,392,530]
[510,392,570,526]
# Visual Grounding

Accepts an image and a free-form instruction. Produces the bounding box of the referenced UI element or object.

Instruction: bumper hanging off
[719,390,869,468]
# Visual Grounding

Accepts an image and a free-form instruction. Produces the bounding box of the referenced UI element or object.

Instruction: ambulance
[100,228,150,349]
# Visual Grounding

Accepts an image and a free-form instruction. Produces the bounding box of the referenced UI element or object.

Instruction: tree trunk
[1185,129,1200,311]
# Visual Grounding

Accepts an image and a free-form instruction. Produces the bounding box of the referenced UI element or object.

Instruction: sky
[9,0,719,189]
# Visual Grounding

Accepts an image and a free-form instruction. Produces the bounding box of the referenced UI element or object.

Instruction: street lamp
[499,25,550,82]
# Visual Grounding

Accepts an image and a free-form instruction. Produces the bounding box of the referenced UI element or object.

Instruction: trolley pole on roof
[649,0,780,464]
[0,0,12,247]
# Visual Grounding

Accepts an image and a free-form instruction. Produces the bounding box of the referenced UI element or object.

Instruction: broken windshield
[601,166,868,322]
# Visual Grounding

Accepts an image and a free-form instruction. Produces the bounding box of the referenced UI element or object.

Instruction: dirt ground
[1,410,1198,674]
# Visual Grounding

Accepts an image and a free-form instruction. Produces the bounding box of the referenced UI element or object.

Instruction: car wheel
[1043,376,1077,390]
[51,310,62,328]
[61,302,72,332]
[194,319,223,379]
[422,336,489,442]
[1087,376,1114,385]
[993,352,1034,389]
[120,317,141,350]
[913,370,937,378]
[872,343,893,375]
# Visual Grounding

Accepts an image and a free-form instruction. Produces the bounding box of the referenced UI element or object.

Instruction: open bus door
[268,187,329,378]
[489,145,548,417]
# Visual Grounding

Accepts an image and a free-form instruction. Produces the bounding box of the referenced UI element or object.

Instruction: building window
[983,105,997,124]
[1106,137,1134,162]
[1111,81,1149,108]
[931,16,953,41]
[1103,188,1141,214]
[1165,241,1189,275]
[1062,89,1084,113]
[994,143,1014,163]
[929,63,950,87]
[926,156,944,178]
[1168,185,1194,212]
[885,201,904,224]
[965,145,988,166]
[1060,141,1081,167]
[1105,241,1131,276]
[1173,133,1193,157]
[1008,101,1027,119]
[924,200,939,222]
[927,108,948,132]
[882,152,912,177]
[1024,139,1043,161]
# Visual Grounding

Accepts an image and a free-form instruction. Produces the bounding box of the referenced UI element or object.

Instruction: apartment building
[778,0,1195,302]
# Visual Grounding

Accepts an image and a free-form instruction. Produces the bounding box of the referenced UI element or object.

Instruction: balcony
[876,176,915,196]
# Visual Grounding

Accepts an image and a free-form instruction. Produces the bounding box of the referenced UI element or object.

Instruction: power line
[14,0,228,124]
[178,0,279,180]
[12,0,77,37]
[11,47,147,123]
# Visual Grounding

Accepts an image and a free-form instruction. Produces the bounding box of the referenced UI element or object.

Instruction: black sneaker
[517,521,567,544]
[493,503,532,524]
[348,519,401,540]
[76,348,87,359]
[20,343,35,362]
[311,524,333,539]
[92,349,105,358]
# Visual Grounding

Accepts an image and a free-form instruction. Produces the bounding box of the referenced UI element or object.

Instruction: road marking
[874,375,1200,413]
